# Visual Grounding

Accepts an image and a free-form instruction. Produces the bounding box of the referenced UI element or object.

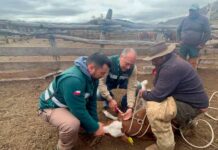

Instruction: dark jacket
[177,14,211,46]
[98,55,138,108]
[142,53,209,109]
[39,56,99,133]
[106,55,134,89]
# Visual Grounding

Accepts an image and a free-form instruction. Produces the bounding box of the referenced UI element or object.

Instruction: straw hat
[143,42,176,61]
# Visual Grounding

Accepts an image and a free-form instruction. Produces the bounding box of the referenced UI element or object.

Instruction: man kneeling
[140,42,209,150]
[38,52,111,150]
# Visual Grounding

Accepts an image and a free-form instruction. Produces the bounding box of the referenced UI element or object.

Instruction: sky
[0,0,214,23]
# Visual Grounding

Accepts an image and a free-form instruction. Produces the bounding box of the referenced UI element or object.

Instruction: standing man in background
[177,4,211,69]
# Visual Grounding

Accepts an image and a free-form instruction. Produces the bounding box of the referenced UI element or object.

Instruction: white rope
[127,80,148,135]
[180,91,218,148]
[137,124,150,138]
[180,119,214,149]
[209,91,218,102]
[127,94,145,136]
[205,91,218,121]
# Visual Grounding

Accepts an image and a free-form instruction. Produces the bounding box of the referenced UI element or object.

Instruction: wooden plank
[54,35,155,46]
[0,70,63,82]
[0,47,151,56]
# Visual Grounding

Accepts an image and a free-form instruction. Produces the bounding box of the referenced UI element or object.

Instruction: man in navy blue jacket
[141,42,208,150]
[177,4,211,69]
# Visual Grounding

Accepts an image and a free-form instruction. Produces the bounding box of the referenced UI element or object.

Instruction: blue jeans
[97,91,128,110]
[97,82,141,111]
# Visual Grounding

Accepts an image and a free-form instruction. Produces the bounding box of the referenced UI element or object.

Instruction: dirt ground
[0,69,218,150]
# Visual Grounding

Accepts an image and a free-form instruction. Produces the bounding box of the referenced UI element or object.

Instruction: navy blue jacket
[143,53,209,109]
[177,14,211,46]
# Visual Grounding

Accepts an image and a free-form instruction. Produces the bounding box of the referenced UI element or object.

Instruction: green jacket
[106,55,134,89]
[39,56,99,133]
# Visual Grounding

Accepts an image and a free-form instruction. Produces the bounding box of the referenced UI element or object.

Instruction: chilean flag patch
[72,90,81,96]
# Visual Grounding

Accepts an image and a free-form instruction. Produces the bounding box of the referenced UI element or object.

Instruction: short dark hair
[87,52,111,68]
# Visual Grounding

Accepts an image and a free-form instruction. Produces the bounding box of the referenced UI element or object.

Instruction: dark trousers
[97,91,128,111]
[173,100,202,128]
[97,82,141,111]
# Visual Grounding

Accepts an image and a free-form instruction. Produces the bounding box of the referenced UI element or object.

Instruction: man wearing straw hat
[140,42,209,150]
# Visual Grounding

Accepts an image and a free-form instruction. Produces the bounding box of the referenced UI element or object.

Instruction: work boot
[180,120,197,136]
[145,144,158,150]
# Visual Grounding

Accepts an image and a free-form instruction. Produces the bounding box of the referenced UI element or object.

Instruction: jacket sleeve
[200,17,211,45]
[127,66,138,108]
[86,81,99,122]
[143,66,180,102]
[60,77,99,133]
[98,72,113,101]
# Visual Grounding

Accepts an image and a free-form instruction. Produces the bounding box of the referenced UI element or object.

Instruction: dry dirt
[0,69,218,150]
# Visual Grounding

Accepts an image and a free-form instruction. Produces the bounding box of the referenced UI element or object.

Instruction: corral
[0,29,218,150]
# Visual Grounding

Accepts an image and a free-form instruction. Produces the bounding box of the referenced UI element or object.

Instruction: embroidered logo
[72,90,81,96]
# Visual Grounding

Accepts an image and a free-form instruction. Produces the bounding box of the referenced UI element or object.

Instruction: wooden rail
[54,35,155,46]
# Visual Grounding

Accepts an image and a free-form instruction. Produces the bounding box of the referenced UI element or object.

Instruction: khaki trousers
[39,108,80,150]
[146,97,177,150]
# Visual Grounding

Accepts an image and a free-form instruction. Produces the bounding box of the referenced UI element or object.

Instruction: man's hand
[197,44,205,49]
[94,122,105,137]
[179,41,183,45]
[108,99,118,111]
[121,108,133,120]
[138,89,146,98]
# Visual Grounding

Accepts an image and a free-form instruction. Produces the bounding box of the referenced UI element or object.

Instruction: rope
[180,119,214,149]
[180,91,218,148]
[205,91,218,121]
[127,93,149,137]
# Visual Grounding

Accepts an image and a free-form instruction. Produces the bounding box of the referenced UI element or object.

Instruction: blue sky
[0,0,213,23]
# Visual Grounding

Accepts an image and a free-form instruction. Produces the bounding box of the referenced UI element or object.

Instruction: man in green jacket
[38,52,111,150]
[97,48,139,120]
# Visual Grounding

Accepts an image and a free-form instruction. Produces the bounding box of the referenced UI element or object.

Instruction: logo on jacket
[72,90,81,96]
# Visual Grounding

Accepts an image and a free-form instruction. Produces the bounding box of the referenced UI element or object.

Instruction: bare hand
[197,44,205,49]
[179,41,183,45]
[138,89,146,98]
[108,99,118,111]
[121,108,133,121]
[94,122,105,137]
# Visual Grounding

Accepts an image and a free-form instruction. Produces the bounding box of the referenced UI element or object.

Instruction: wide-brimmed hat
[143,42,176,61]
